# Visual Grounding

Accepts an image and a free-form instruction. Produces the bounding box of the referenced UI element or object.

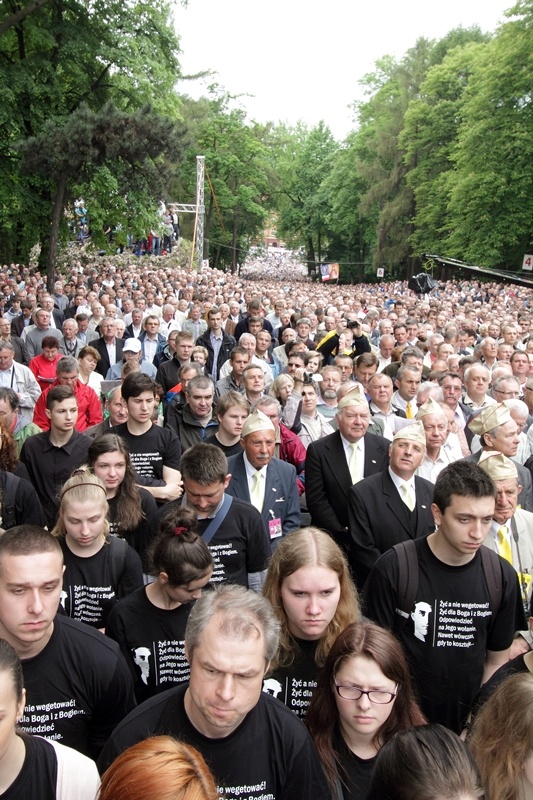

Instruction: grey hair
[56,355,79,374]
[185,584,281,665]
[506,399,528,420]
[492,374,521,392]
[186,375,214,395]
[0,341,14,353]
[464,364,490,383]
[254,396,281,415]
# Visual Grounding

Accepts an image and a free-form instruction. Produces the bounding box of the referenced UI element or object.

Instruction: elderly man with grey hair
[98,585,331,799]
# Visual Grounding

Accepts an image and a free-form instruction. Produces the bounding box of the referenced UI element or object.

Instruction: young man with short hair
[364,460,525,732]
[20,385,92,526]
[110,373,182,502]
[206,391,249,456]
[0,524,135,757]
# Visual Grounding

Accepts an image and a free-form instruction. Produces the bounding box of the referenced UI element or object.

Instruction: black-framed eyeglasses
[334,683,398,704]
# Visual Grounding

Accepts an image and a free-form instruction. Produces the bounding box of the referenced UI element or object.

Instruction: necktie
[249,470,264,511]
[401,483,415,511]
[406,401,414,419]
[497,526,512,564]
[348,443,360,484]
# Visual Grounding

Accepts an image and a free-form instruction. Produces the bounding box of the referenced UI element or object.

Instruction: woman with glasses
[307,620,425,799]
[262,527,360,718]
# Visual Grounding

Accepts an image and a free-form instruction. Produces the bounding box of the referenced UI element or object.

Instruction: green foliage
[445,3,533,266]
[0,0,182,269]
[172,90,272,271]
[269,121,339,272]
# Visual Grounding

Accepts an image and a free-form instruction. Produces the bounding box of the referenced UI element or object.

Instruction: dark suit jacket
[464,451,533,512]
[305,430,390,553]
[348,469,435,587]
[93,337,125,376]
[11,316,31,338]
[226,453,301,550]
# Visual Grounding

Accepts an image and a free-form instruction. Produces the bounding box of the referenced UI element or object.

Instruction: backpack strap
[393,540,419,633]
[107,535,129,596]
[201,494,233,545]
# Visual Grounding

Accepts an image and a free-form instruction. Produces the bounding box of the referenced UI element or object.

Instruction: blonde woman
[262,526,360,717]
[52,470,143,631]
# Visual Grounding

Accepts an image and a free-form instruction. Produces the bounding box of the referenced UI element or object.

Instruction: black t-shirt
[20,615,136,759]
[106,586,193,703]
[152,496,270,586]
[110,423,181,485]
[363,537,524,732]
[204,434,243,457]
[334,729,377,800]
[107,488,158,558]
[1,734,99,800]
[98,684,331,800]
[265,638,319,718]
[2,735,57,800]
[60,537,143,629]
[471,652,529,723]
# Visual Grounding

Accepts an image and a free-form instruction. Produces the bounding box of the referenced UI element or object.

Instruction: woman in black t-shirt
[0,639,99,799]
[262,527,361,718]
[106,507,213,702]
[307,622,426,800]
[87,433,157,561]
[52,470,143,631]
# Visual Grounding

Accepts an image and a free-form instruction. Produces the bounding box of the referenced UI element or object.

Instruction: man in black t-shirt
[99,585,330,800]
[363,461,525,732]
[152,443,270,590]
[110,372,182,503]
[0,525,135,758]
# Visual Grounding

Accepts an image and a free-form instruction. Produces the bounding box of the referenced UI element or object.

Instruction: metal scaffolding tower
[173,155,205,270]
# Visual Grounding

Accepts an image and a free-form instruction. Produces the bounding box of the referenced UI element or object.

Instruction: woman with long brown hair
[263,526,360,718]
[307,620,426,799]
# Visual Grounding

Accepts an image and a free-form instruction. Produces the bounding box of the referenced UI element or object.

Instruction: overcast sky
[173,0,511,139]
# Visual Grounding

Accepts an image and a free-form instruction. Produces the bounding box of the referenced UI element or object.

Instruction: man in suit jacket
[306,385,390,557]
[464,402,533,512]
[10,301,34,338]
[226,410,300,551]
[348,421,434,587]
[478,450,533,654]
[92,317,125,377]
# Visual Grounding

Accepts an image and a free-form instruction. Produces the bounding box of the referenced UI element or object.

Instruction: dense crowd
[1,249,533,799]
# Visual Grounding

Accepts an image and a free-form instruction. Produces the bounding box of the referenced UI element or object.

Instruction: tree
[171,90,271,271]
[270,121,339,274]
[17,102,184,286]
[445,1,533,267]
[0,0,181,265]
[401,32,488,257]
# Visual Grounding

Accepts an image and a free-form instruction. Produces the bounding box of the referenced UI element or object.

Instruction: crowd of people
[1,249,533,798]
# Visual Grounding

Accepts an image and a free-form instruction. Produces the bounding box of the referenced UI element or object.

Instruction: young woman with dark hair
[106,506,213,702]
[87,433,157,559]
[307,620,426,799]
[366,724,483,800]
